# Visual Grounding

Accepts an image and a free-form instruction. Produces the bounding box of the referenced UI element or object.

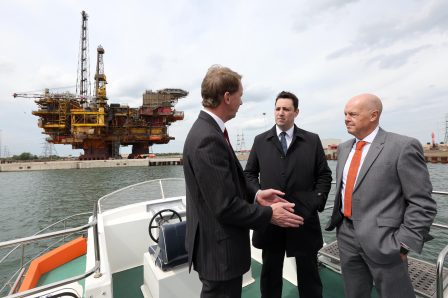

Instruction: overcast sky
[0,0,447,157]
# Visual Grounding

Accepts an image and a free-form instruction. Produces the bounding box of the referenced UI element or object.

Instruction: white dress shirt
[276,125,294,149]
[202,108,225,133]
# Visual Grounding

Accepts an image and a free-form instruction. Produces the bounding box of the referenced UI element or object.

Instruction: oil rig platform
[13,11,188,160]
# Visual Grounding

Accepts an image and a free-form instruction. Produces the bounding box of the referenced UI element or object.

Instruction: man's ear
[370,110,379,122]
[224,92,231,104]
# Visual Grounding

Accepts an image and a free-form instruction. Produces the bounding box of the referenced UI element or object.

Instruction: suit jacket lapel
[290,125,304,151]
[354,128,386,191]
[199,111,248,201]
[199,110,236,157]
[198,110,222,132]
[265,126,284,155]
[337,140,354,186]
[266,125,304,155]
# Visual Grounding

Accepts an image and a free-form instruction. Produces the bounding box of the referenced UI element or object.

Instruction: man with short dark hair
[245,91,332,298]
[183,66,304,297]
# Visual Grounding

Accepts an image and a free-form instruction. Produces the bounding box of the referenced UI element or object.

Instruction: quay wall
[2,149,446,173]
[0,158,182,172]
[424,150,448,163]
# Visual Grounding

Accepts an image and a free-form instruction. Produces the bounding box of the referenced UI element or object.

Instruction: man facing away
[244,91,332,298]
[326,93,437,298]
[183,66,304,298]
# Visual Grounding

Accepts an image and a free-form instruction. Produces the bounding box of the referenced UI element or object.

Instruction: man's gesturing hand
[256,189,287,206]
[270,202,304,228]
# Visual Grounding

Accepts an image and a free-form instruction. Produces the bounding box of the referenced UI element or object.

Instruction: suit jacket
[244,125,332,256]
[183,111,272,281]
[325,128,437,264]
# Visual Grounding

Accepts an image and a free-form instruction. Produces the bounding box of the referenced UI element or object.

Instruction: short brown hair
[201,65,242,108]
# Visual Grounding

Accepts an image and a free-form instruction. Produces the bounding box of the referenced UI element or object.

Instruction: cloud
[327,0,448,60]
[0,60,14,74]
[292,0,360,32]
[0,0,447,155]
[367,45,431,69]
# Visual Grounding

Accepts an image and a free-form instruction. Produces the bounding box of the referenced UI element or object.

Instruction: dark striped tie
[280,132,287,155]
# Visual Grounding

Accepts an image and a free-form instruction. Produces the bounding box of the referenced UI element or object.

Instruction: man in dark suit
[326,93,437,298]
[183,66,304,298]
[244,91,332,298]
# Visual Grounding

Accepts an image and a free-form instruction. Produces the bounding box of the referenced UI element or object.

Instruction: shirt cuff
[254,189,261,204]
[400,242,410,254]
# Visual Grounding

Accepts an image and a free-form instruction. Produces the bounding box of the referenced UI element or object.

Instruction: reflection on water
[0,161,447,270]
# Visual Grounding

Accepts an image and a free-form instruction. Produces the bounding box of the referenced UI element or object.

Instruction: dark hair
[201,65,242,108]
[275,91,299,110]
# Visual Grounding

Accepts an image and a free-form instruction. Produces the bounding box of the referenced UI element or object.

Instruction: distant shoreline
[1,149,447,173]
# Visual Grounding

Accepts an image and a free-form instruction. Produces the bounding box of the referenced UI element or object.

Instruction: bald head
[348,93,382,116]
[344,93,382,139]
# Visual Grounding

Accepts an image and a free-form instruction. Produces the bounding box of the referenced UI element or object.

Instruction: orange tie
[344,141,367,217]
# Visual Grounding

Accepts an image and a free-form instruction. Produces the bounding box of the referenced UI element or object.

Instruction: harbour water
[0,161,447,281]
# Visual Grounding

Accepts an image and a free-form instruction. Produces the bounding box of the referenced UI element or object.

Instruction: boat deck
[112,266,143,298]
[37,255,86,287]
[108,258,359,298]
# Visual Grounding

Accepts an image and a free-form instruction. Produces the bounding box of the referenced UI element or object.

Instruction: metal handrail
[0,212,91,265]
[0,207,99,297]
[1,178,187,296]
[0,221,95,249]
[437,244,448,298]
[92,202,101,278]
[33,212,91,235]
[97,178,184,213]
[8,268,25,296]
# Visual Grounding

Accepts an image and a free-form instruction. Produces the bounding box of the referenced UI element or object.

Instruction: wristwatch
[400,246,409,255]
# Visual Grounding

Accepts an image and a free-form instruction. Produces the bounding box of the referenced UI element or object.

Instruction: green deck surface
[242,259,297,297]
[241,260,374,298]
[39,257,378,297]
[113,265,144,298]
[37,255,86,287]
[110,260,368,298]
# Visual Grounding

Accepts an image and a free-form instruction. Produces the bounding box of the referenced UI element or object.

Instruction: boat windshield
[97,178,186,213]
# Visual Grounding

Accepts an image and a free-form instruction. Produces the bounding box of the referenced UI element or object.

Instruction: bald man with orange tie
[326,93,437,298]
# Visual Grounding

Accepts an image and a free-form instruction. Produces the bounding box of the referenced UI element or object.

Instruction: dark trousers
[261,249,322,298]
[199,275,243,298]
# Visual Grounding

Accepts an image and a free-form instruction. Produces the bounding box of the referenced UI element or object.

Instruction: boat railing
[437,244,448,298]
[0,205,99,298]
[322,185,448,298]
[97,178,185,213]
[0,212,90,271]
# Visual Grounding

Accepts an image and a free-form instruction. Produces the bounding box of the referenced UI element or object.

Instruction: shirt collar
[202,108,225,132]
[357,126,379,144]
[276,125,294,138]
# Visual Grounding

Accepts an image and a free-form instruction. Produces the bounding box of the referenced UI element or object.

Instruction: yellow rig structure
[13,11,187,160]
